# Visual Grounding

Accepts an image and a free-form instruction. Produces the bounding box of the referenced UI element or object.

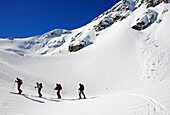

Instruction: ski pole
[11,82,16,92]
[52,89,55,96]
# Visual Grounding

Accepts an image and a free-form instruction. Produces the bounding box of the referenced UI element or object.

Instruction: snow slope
[0,1,170,115]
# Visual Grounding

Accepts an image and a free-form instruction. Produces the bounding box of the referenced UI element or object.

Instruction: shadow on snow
[31,95,61,103]
[23,95,45,103]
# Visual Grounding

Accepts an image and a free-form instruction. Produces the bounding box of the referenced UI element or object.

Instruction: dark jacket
[55,84,62,91]
[79,84,84,91]
[15,79,23,85]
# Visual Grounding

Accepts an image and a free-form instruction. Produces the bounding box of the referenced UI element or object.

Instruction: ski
[9,92,27,96]
[31,95,46,99]
[51,97,63,100]
[50,97,82,101]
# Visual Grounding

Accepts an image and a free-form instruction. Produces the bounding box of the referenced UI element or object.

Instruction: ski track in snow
[130,93,169,115]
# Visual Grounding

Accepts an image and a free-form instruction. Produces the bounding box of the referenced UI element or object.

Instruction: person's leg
[38,88,42,97]
[57,91,59,98]
[59,90,61,98]
[18,84,22,94]
[79,91,82,99]
[57,90,61,99]
[40,88,42,97]
[82,91,86,99]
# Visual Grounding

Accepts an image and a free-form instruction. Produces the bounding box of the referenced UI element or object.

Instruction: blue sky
[0,0,119,38]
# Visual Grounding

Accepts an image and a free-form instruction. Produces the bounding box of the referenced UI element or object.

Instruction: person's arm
[34,85,37,88]
[54,87,57,90]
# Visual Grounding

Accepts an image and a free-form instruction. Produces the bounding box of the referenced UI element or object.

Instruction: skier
[34,82,43,97]
[54,83,62,99]
[78,83,86,99]
[15,78,23,94]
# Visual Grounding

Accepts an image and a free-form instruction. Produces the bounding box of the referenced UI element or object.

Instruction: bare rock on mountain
[93,0,136,32]
[69,44,84,52]
[135,0,170,8]
[69,35,93,52]
[132,10,158,30]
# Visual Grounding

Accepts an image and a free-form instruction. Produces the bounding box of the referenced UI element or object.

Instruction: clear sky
[0,0,119,38]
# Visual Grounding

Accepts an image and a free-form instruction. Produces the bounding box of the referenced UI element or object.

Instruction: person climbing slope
[15,77,23,94]
[54,83,62,99]
[35,82,43,97]
[78,83,86,99]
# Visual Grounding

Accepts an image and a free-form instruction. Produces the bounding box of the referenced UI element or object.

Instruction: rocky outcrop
[69,35,93,52]
[135,0,169,8]
[94,15,126,31]
[132,10,158,30]
[69,44,84,52]
[93,0,169,32]
[146,0,164,7]
[93,0,136,32]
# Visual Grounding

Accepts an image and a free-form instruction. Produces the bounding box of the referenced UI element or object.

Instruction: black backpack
[59,84,62,90]
[39,83,43,88]
[80,84,84,90]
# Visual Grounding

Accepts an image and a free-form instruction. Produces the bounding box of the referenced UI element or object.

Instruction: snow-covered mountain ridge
[0,0,170,115]
[0,0,169,55]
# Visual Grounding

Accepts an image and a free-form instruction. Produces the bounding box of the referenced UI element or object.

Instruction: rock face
[69,44,84,52]
[132,10,158,30]
[68,33,93,52]
[94,0,136,32]
[94,15,126,32]
[135,0,170,7]
[148,0,170,7]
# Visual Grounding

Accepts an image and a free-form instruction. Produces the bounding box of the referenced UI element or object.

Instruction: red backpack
[20,80,23,84]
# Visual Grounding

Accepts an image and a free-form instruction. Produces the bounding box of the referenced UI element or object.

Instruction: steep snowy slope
[0,0,170,115]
